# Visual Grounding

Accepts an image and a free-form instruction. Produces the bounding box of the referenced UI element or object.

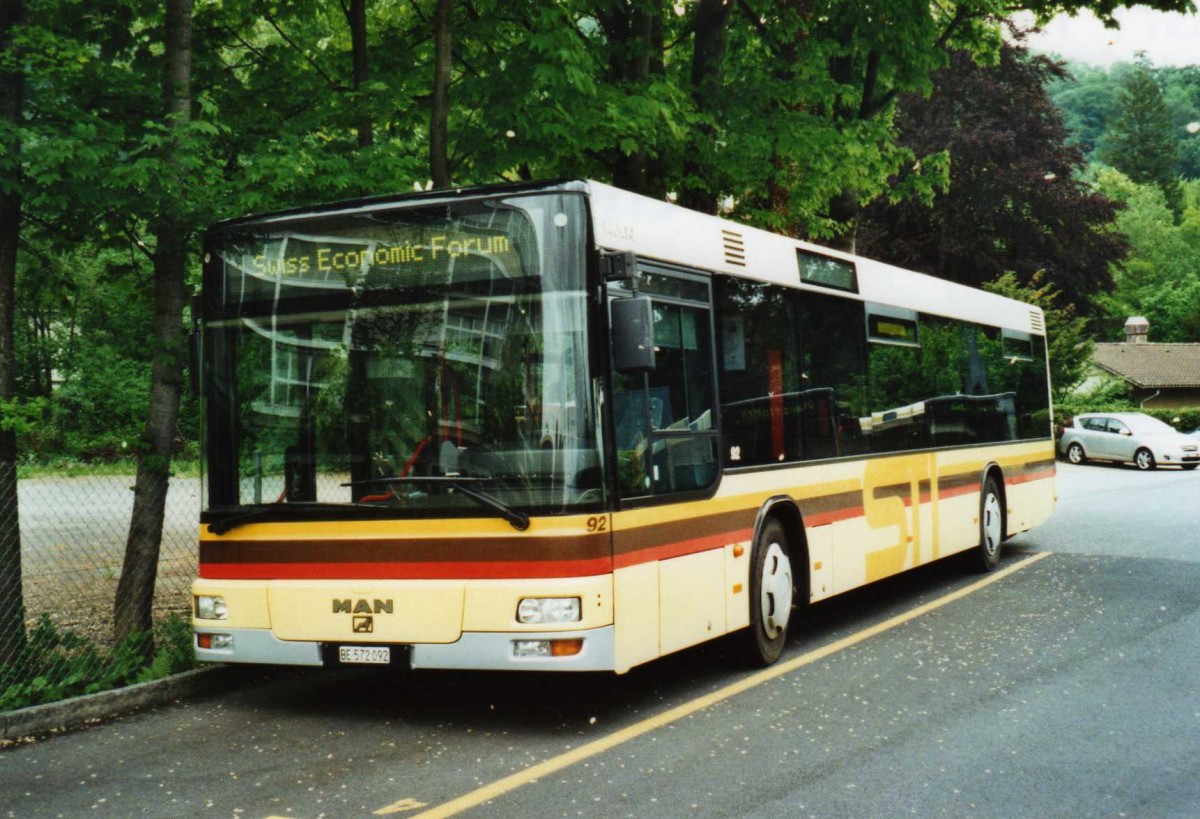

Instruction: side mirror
[611,295,656,374]
[1120,428,1132,436]
[603,249,637,282]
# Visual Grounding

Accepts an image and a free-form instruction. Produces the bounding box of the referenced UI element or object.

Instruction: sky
[1014,4,1200,67]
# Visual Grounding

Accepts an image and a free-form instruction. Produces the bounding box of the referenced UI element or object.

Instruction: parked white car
[1059,412,1200,471]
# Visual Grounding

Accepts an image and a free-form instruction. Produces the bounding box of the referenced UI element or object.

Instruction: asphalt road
[3,461,1199,818]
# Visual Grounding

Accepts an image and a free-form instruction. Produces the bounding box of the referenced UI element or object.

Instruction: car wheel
[1066,442,1086,465]
[972,476,1005,573]
[745,518,794,666]
[1134,448,1156,471]
[1181,463,1197,471]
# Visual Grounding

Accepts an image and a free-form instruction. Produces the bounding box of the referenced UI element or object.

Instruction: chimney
[1124,316,1149,344]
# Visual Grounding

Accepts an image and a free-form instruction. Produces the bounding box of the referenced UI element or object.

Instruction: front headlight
[516,597,581,624]
[194,595,227,620]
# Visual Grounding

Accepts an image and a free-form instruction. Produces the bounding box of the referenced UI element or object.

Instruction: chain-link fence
[0,463,197,711]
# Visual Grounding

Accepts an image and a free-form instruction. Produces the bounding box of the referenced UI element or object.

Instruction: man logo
[352,616,374,634]
[332,598,394,615]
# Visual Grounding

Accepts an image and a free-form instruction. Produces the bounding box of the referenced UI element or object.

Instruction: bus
[192,179,1055,673]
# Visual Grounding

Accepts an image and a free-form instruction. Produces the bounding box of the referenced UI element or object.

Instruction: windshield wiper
[207,501,388,536]
[342,476,531,531]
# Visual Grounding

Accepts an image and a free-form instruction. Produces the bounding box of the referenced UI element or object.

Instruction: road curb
[2,665,233,741]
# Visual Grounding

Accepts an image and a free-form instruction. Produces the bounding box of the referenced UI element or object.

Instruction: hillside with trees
[1047,55,1200,344]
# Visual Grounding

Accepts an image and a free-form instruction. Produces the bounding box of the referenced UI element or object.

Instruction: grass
[16,458,202,481]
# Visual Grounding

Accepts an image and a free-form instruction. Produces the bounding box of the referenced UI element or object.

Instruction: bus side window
[797,292,868,458]
[714,278,803,467]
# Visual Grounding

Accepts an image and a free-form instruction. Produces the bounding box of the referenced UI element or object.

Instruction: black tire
[1134,448,1156,471]
[1066,442,1086,465]
[973,476,1005,573]
[1183,464,1198,471]
[744,518,794,666]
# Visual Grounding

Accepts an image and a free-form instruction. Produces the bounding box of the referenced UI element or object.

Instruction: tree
[1095,170,1200,342]
[113,0,194,652]
[857,43,1127,311]
[0,0,27,662]
[1161,65,1200,180]
[346,0,372,150]
[677,0,735,212]
[1099,60,1184,217]
[430,0,451,188]
[1047,62,1122,159]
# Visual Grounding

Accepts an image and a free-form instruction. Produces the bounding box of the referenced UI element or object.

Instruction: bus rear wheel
[973,476,1005,573]
[745,519,793,666]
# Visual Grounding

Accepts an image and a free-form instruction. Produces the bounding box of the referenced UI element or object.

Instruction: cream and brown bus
[192,179,1054,672]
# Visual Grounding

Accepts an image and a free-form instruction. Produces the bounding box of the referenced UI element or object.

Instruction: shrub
[0,614,198,712]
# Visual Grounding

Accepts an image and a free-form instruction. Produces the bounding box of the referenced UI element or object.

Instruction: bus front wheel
[745,519,793,666]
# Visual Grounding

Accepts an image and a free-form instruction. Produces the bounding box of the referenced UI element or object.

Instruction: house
[1089,317,1200,409]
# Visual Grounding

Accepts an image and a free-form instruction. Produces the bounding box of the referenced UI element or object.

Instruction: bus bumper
[194,625,616,672]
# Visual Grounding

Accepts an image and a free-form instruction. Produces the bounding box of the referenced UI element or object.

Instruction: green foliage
[4,1,1193,470]
[1050,60,1200,180]
[45,345,149,458]
[859,43,1126,309]
[1149,407,1200,431]
[1160,65,1200,179]
[0,0,1012,471]
[1094,171,1200,342]
[0,398,46,435]
[1054,378,1135,425]
[0,614,197,711]
[1098,61,1184,216]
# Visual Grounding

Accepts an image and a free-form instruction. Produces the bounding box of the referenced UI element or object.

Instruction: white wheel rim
[1069,445,1082,464]
[759,543,793,640]
[982,492,1003,555]
[1137,451,1151,469]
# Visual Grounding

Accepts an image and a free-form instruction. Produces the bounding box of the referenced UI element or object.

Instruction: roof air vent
[1029,309,1045,334]
[722,230,746,268]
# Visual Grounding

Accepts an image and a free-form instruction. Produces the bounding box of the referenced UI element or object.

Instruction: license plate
[338,646,391,665]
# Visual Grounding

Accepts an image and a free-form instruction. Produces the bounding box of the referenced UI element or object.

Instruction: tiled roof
[1092,343,1200,388]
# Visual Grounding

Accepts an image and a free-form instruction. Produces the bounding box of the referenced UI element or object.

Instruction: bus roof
[584,180,1044,337]
[207,177,1044,337]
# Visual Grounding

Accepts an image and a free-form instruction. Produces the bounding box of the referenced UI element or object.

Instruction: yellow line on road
[414,551,1052,819]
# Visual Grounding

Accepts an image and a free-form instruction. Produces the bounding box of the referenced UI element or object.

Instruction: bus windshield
[201,191,600,521]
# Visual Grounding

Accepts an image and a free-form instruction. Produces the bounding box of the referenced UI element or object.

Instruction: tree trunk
[678,0,733,213]
[347,0,372,148]
[604,0,665,197]
[430,0,452,189]
[0,0,27,663]
[114,0,192,654]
